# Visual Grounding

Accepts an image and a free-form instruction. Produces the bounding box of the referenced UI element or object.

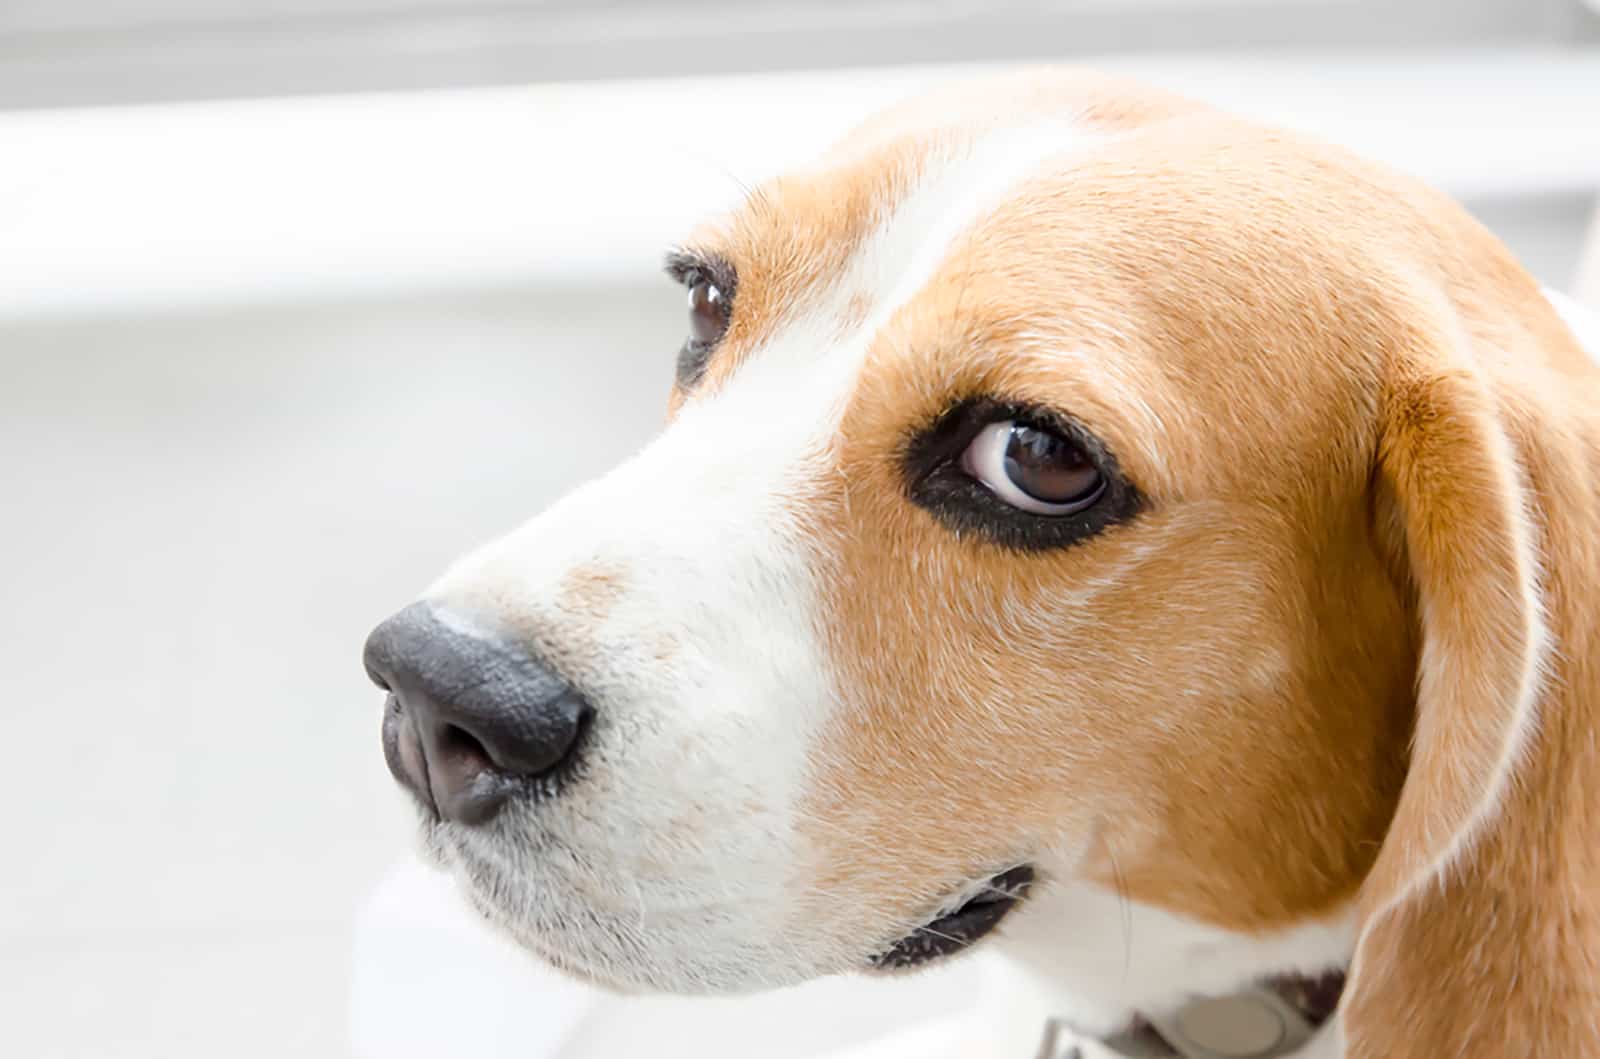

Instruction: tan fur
[678,74,1600,1055]
[555,561,628,624]
[1346,217,1600,1056]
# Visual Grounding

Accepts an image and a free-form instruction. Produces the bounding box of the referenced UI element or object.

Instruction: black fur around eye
[903,399,1142,552]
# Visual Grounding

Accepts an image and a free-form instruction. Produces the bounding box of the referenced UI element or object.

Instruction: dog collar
[1034,970,1345,1059]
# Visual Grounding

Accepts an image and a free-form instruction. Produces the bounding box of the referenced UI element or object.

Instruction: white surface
[351,860,598,1059]
[1580,201,1600,306]
[1550,287,1600,352]
[1,48,1597,317]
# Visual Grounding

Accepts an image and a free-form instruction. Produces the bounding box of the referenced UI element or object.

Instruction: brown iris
[687,279,728,347]
[1002,424,1100,504]
[960,419,1105,515]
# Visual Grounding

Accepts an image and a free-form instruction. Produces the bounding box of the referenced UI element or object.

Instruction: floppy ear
[1337,334,1578,1056]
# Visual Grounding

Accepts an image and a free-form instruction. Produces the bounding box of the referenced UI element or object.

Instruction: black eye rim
[903,397,1144,553]
[665,248,737,389]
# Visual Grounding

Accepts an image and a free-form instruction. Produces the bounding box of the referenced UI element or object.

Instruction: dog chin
[421,824,1033,1003]
[425,835,647,992]
[413,822,838,996]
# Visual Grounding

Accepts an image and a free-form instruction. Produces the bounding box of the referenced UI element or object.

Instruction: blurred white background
[2,2,1598,1057]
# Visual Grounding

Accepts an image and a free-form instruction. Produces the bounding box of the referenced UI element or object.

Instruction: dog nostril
[438,723,492,768]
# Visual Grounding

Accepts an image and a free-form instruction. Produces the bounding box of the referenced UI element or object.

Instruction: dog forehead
[676,116,1117,435]
[685,70,1205,338]
[681,72,1400,511]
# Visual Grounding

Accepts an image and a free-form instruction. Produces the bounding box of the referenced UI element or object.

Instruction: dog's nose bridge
[409,384,843,714]
[438,404,826,591]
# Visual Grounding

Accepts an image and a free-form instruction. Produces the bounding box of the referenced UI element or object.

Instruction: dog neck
[990,879,1353,1056]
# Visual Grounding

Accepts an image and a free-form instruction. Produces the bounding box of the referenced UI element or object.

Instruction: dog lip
[869,864,1035,971]
[381,694,441,819]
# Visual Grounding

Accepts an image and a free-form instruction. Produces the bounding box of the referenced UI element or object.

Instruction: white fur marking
[998,881,1353,1039]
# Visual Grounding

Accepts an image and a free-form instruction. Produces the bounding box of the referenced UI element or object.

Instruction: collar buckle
[1037,984,1325,1059]
[1143,988,1317,1058]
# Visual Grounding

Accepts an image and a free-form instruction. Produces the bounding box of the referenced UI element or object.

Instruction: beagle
[363,70,1600,1059]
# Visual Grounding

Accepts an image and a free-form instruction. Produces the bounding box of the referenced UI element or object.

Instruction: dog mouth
[870,864,1034,970]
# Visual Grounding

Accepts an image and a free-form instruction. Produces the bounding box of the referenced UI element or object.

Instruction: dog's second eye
[961,421,1105,515]
[676,276,731,387]
[687,278,729,347]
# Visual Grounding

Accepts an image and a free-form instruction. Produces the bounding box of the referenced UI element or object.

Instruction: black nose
[364,602,591,825]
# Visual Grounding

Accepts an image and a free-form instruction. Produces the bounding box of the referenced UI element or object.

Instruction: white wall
[4,0,1596,108]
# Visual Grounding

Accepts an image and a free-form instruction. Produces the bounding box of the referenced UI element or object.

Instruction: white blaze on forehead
[845,120,1104,341]
[742,119,1107,422]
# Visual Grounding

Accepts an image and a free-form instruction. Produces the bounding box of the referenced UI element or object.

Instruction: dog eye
[676,273,731,387]
[687,277,729,348]
[960,420,1105,515]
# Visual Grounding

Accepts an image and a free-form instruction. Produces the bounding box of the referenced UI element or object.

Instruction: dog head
[365,70,1600,1051]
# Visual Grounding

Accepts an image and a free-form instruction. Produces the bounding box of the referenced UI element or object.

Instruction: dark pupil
[689,280,726,345]
[1003,425,1100,502]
